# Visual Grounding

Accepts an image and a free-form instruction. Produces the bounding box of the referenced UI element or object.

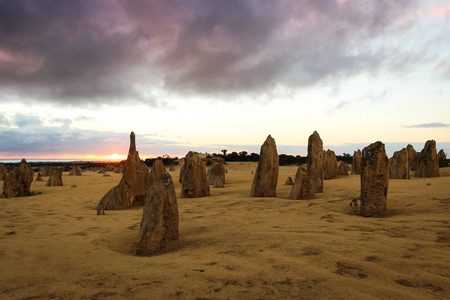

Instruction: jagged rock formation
[323,149,338,180]
[351,149,361,175]
[2,159,34,198]
[96,132,150,213]
[208,163,225,186]
[135,172,179,256]
[288,166,314,200]
[406,144,419,171]
[360,142,389,217]
[35,172,43,181]
[180,152,210,198]
[149,159,166,187]
[69,164,82,176]
[46,168,63,186]
[389,148,410,179]
[415,140,440,178]
[250,135,279,197]
[285,177,293,185]
[307,131,324,193]
[337,161,350,176]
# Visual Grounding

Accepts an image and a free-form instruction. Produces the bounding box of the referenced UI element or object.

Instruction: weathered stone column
[351,149,361,175]
[181,151,210,198]
[415,140,440,178]
[360,141,389,217]
[307,131,324,193]
[135,172,179,256]
[250,135,279,197]
[389,148,410,179]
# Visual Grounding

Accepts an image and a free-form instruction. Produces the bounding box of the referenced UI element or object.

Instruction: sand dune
[1,163,449,299]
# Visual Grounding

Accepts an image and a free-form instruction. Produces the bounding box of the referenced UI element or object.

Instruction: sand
[1,163,449,299]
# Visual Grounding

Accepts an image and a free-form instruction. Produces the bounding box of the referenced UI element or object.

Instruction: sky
[0,0,449,160]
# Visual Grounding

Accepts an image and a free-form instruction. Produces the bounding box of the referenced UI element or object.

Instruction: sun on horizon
[103,153,127,161]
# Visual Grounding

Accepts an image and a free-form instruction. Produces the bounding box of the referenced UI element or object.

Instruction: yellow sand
[1,163,449,299]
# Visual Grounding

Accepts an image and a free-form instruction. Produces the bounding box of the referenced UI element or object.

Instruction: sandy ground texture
[1,162,449,299]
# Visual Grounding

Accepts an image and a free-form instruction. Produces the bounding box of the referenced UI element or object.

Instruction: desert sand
[1,162,449,299]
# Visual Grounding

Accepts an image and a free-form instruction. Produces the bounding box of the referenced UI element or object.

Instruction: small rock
[5,230,16,235]
[103,174,111,177]
[426,183,431,186]
[71,184,78,188]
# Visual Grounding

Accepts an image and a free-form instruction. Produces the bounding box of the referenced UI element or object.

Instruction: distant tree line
[208,150,354,166]
[144,155,179,167]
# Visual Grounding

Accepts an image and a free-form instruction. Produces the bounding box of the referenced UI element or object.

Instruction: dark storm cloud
[407,122,450,128]
[0,0,419,105]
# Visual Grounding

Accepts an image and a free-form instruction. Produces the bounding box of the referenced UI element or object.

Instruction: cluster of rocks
[89,131,444,255]
[69,164,82,176]
[388,141,441,179]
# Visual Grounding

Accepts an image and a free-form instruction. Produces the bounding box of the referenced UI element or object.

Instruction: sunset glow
[103,153,127,161]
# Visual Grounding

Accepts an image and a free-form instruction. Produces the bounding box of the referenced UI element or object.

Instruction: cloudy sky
[0,0,449,160]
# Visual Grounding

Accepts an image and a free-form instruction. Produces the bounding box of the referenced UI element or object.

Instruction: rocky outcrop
[149,159,166,187]
[415,140,440,178]
[208,163,225,186]
[250,135,279,197]
[2,159,34,198]
[307,131,324,193]
[438,149,448,167]
[41,166,52,176]
[351,149,361,175]
[46,168,63,186]
[69,164,82,176]
[96,132,150,213]
[337,161,349,176]
[0,163,6,180]
[35,172,43,181]
[135,172,179,256]
[180,151,210,198]
[323,149,338,180]
[285,177,293,185]
[213,176,225,188]
[288,166,314,200]
[406,144,419,171]
[389,148,410,179]
[360,142,389,217]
